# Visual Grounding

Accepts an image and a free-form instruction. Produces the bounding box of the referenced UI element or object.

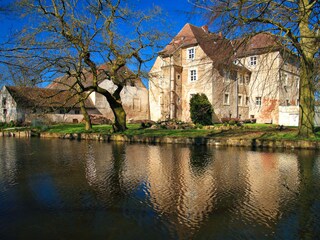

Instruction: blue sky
[0,0,208,48]
[0,0,209,86]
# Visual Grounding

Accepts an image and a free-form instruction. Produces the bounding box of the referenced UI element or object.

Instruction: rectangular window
[224,93,230,105]
[190,69,197,81]
[238,95,242,105]
[256,97,262,106]
[75,110,80,114]
[3,109,7,115]
[187,47,195,60]
[246,96,249,105]
[250,56,257,66]
[59,109,65,114]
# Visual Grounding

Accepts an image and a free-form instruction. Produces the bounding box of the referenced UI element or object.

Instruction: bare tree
[189,0,320,137]
[10,0,164,132]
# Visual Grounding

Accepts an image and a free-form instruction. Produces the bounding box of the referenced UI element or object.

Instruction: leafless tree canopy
[3,0,167,131]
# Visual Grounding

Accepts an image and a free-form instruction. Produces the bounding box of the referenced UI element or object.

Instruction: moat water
[0,138,320,239]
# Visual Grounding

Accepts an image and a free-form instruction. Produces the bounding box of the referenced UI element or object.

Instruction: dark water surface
[0,138,320,239]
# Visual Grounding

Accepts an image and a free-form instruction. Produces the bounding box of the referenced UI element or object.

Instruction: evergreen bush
[189,93,213,125]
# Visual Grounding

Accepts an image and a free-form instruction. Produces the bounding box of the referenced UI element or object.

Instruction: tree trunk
[109,101,127,132]
[298,59,315,138]
[80,100,92,131]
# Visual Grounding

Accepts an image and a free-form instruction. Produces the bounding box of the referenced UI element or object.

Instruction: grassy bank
[5,123,317,141]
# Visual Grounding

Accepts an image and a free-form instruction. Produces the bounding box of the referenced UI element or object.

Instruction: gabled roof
[48,63,146,90]
[233,33,282,58]
[160,23,283,71]
[160,23,242,68]
[5,86,95,109]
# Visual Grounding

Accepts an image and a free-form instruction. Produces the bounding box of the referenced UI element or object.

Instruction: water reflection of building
[0,138,18,185]
[82,143,302,237]
[243,151,299,223]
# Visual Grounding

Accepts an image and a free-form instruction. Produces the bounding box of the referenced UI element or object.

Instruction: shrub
[220,118,240,124]
[189,93,213,125]
[229,119,236,125]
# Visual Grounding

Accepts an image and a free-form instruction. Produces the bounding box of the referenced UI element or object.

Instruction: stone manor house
[0,64,149,124]
[1,23,300,125]
[149,23,300,124]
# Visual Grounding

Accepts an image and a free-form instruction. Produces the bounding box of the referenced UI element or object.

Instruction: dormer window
[187,47,195,60]
[249,56,257,66]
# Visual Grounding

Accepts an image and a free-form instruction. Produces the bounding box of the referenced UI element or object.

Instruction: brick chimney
[201,25,208,33]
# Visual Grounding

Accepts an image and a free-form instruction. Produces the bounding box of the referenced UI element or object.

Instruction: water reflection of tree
[108,143,126,202]
[297,150,319,240]
[189,145,212,175]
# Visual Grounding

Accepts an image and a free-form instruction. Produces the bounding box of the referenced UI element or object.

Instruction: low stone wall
[40,132,320,150]
[0,130,31,138]
[2,130,320,150]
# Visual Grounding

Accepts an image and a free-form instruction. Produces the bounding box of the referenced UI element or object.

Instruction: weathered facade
[0,86,99,123]
[48,64,149,122]
[149,23,299,124]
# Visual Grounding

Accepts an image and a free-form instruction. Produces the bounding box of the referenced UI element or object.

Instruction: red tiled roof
[47,63,146,90]
[160,23,282,70]
[6,86,95,109]
[233,33,282,58]
[160,23,242,68]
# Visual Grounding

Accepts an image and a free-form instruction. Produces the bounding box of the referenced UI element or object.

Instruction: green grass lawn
[3,123,320,141]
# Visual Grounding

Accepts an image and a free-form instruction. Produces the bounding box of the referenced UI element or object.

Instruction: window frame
[224,92,230,105]
[249,56,257,66]
[187,47,195,60]
[255,97,262,106]
[189,68,198,82]
[238,95,243,106]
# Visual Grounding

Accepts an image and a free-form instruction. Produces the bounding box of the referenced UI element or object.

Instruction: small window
[238,95,242,105]
[187,47,195,60]
[286,99,290,106]
[75,110,80,114]
[224,93,230,105]
[190,69,197,81]
[256,97,262,106]
[246,96,249,105]
[3,109,7,115]
[250,56,257,66]
[59,109,65,114]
